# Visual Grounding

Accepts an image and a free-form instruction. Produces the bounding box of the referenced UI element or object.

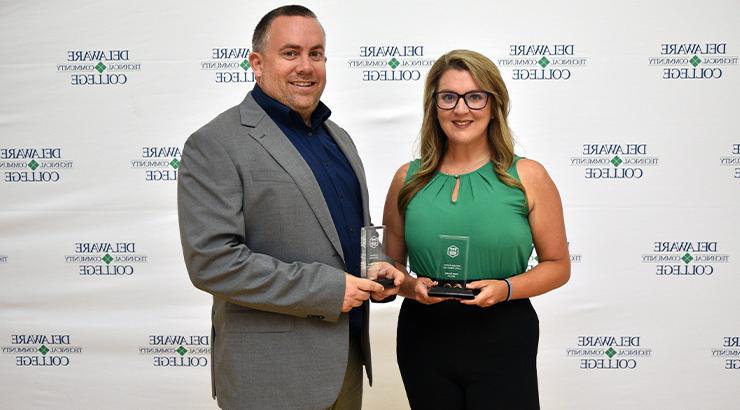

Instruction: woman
[383,49,570,409]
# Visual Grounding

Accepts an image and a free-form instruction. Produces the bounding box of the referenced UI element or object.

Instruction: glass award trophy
[427,235,478,299]
[360,225,396,288]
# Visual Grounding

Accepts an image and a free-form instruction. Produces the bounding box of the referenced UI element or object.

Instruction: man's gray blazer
[178,92,373,410]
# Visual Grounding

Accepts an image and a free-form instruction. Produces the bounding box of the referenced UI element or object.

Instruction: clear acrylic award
[427,235,478,299]
[360,225,396,288]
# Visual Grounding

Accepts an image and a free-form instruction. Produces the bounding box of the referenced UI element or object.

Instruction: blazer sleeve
[177,130,346,322]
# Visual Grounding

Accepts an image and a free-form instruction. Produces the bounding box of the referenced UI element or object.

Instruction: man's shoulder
[185,97,262,150]
[191,104,242,140]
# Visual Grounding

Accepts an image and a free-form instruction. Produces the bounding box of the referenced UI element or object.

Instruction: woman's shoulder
[515,157,558,205]
[515,157,548,182]
[396,159,422,182]
[389,161,414,191]
[407,158,421,170]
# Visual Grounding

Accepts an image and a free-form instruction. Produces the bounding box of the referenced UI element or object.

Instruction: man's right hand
[342,274,384,312]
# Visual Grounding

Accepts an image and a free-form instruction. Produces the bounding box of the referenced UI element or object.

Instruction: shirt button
[308,132,313,136]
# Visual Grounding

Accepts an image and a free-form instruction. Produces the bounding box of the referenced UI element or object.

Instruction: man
[178,5,402,410]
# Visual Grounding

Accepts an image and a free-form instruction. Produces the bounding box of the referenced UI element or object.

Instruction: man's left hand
[367,262,404,301]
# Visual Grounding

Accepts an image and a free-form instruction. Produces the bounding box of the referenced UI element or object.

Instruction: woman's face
[435,68,493,147]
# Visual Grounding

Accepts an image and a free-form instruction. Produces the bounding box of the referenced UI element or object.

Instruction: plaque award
[360,225,396,288]
[427,235,478,299]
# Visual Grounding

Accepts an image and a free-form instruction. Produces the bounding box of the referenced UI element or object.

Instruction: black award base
[427,285,479,300]
[374,277,396,289]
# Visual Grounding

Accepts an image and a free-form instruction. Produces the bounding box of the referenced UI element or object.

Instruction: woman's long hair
[397,49,524,214]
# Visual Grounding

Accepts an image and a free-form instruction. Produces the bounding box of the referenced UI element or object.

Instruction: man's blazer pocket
[250,170,293,183]
[224,309,294,333]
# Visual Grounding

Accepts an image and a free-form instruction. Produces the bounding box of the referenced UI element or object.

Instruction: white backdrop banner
[1,0,738,409]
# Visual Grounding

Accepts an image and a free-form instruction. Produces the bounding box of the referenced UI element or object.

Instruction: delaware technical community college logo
[570,143,659,180]
[3,334,84,367]
[497,43,588,81]
[347,45,434,82]
[567,335,652,370]
[719,144,740,179]
[139,335,210,367]
[64,241,148,276]
[57,49,141,86]
[650,42,737,80]
[642,241,729,276]
[201,47,255,84]
[0,147,74,183]
[130,146,182,181]
[712,337,740,370]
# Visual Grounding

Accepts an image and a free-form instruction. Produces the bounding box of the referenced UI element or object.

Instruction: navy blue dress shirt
[251,85,365,336]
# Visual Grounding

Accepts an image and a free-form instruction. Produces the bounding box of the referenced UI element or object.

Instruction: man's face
[249,16,327,123]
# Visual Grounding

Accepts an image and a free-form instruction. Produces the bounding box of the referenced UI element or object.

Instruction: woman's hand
[412,277,446,305]
[460,280,508,307]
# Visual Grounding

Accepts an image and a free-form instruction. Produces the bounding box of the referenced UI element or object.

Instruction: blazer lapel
[325,121,371,226]
[239,94,345,261]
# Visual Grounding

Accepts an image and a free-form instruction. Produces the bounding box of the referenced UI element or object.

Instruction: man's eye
[283,51,298,58]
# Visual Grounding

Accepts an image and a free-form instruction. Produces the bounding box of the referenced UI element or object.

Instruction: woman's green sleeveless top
[404,158,533,280]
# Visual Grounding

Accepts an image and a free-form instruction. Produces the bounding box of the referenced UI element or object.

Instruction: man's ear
[249,52,263,78]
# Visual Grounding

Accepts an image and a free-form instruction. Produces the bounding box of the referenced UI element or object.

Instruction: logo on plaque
[369,235,380,248]
[447,245,459,258]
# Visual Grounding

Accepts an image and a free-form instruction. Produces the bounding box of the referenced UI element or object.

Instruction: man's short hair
[252,5,319,52]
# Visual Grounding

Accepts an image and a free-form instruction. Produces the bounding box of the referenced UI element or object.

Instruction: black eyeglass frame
[433,91,491,110]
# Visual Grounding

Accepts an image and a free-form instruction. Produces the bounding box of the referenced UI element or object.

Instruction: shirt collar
[251,84,331,131]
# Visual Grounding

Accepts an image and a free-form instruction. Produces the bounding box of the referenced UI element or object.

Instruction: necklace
[440,156,491,178]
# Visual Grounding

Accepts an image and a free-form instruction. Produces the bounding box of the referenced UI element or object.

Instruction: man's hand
[342,274,384,312]
[366,262,405,301]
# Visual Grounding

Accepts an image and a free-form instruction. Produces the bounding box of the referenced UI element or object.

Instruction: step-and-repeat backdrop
[1,0,738,408]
